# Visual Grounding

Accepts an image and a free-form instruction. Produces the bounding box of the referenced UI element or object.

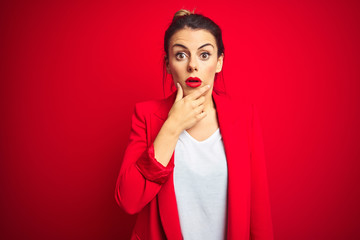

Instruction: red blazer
[115,90,274,240]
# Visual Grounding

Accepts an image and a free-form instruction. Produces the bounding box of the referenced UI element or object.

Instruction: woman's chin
[183,87,196,96]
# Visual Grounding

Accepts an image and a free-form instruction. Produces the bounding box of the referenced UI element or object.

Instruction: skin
[153,27,224,167]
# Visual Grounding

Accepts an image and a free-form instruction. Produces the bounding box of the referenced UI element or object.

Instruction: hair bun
[172,9,195,22]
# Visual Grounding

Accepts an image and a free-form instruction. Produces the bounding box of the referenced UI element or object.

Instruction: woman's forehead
[169,28,217,49]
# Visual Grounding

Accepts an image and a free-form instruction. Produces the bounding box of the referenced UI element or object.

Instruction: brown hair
[164,9,224,58]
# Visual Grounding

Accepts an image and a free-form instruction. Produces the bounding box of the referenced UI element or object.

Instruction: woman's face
[166,27,223,96]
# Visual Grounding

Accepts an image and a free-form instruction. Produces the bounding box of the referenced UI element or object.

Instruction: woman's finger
[188,85,210,100]
[194,104,205,114]
[175,83,183,102]
[196,111,207,120]
[192,96,206,108]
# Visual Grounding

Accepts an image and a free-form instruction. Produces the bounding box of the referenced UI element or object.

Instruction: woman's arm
[115,103,172,215]
[250,104,274,240]
[115,84,210,215]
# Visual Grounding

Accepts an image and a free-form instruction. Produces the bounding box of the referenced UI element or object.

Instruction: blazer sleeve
[114,102,174,215]
[250,104,274,240]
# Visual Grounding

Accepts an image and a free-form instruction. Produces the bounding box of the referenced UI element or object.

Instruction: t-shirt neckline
[183,128,220,144]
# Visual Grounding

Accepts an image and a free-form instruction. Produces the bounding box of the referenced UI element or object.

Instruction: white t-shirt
[174,128,228,240]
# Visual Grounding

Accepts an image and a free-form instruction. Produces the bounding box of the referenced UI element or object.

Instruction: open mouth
[185,77,202,88]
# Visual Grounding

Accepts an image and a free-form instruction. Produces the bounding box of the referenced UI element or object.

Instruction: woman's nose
[187,57,198,72]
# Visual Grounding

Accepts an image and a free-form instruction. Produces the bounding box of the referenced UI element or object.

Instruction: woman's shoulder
[214,92,254,117]
[135,98,163,113]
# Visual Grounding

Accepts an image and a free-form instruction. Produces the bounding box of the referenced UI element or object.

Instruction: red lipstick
[185,77,202,88]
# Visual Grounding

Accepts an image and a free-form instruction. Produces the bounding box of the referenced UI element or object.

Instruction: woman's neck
[203,91,216,114]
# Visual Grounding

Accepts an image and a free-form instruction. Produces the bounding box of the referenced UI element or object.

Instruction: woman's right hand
[153,83,211,167]
[167,83,211,132]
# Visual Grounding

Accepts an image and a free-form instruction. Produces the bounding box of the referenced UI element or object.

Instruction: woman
[115,9,274,240]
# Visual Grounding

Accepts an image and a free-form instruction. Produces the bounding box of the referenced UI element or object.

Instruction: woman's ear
[165,56,171,74]
[215,53,224,73]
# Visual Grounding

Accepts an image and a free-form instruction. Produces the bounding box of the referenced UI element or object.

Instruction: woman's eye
[200,52,210,60]
[176,53,186,60]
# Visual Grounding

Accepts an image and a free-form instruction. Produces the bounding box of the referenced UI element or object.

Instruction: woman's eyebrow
[172,43,214,50]
[198,43,214,49]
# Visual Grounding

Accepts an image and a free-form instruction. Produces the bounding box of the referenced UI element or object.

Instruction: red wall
[1,0,359,239]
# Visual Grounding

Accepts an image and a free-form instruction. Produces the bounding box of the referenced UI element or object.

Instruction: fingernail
[207,85,211,88]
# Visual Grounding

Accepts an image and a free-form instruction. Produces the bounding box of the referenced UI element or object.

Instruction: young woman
[115,9,274,240]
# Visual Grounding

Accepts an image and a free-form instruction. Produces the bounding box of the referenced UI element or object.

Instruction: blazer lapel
[213,91,252,239]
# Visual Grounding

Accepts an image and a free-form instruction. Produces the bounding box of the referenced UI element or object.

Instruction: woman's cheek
[205,64,218,78]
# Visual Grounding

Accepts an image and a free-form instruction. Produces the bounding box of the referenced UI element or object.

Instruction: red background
[1,0,360,239]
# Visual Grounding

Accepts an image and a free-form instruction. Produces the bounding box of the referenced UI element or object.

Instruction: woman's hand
[152,83,210,167]
[167,83,211,132]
